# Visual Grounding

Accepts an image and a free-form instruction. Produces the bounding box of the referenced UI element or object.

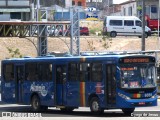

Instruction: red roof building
[72,0,86,8]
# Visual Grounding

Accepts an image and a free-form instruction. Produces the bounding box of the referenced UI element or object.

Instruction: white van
[103,16,151,38]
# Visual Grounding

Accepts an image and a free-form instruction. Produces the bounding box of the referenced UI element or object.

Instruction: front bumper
[117,96,157,108]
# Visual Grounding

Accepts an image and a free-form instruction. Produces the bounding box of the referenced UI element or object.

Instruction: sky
[113,0,128,4]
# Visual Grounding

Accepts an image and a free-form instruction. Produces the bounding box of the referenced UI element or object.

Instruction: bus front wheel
[31,95,41,111]
[90,97,104,114]
[122,108,135,115]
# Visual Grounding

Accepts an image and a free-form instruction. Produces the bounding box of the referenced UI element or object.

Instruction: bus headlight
[118,93,130,100]
[151,94,157,99]
[126,96,131,100]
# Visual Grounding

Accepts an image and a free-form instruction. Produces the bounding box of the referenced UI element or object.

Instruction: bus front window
[120,65,156,88]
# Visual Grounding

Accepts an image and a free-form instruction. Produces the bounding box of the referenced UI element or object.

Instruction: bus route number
[144,93,152,98]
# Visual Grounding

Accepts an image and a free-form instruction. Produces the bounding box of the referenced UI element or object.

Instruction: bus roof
[1,54,155,63]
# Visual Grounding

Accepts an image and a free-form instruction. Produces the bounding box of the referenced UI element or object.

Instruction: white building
[138,0,158,19]
[119,0,159,19]
[65,0,72,8]
[120,0,137,16]
[0,0,31,21]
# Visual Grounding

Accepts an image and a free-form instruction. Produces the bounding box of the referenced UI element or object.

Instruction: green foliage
[87,40,96,51]
[101,34,112,49]
[137,6,142,11]
[86,33,112,51]
[6,47,23,58]
[90,28,102,35]
[90,28,97,34]
[50,10,55,15]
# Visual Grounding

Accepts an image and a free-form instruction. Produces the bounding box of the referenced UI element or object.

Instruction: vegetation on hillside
[6,47,23,58]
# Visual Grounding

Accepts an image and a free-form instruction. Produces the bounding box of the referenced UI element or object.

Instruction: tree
[6,47,23,58]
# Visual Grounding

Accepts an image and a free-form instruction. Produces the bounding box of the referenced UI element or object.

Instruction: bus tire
[110,31,117,38]
[90,97,104,114]
[122,108,135,115]
[31,95,41,112]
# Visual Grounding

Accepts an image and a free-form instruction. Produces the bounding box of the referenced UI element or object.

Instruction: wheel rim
[111,32,116,37]
[33,98,39,110]
[145,33,148,38]
[92,101,99,112]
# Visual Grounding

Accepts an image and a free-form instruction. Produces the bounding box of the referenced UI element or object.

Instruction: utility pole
[107,0,110,15]
[158,0,160,49]
[36,0,40,21]
[141,0,145,51]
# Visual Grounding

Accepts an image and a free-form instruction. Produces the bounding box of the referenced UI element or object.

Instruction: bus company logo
[2,112,11,117]
[2,112,42,117]
[30,83,48,97]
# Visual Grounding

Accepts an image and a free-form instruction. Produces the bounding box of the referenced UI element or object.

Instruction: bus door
[15,65,24,103]
[2,64,15,103]
[55,65,67,106]
[105,64,116,107]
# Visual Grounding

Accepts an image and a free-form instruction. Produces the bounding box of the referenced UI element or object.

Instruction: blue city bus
[0,54,158,114]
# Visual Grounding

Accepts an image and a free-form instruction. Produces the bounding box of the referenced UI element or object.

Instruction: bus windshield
[120,64,156,89]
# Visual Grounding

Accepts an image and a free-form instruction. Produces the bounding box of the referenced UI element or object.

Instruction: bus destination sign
[119,57,155,63]
[124,58,149,63]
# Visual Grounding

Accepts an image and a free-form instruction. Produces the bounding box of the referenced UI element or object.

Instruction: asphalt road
[0,100,160,118]
[0,92,160,119]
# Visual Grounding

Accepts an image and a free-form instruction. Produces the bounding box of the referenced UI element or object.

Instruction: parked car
[63,27,89,36]
[80,27,89,36]
[47,26,59,36]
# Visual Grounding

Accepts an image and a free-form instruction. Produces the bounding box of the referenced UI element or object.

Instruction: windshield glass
[120,64,156,88]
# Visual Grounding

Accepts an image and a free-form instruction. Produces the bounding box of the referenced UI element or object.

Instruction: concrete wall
[121,1,137,16]
[54,12,86,21]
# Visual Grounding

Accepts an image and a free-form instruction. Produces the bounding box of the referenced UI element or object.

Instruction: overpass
[0,21,70,37]
[0,8,80,56]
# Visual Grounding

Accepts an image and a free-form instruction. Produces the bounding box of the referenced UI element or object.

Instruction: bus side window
[56,67,63,83]
[26,63,38,81]
[48,64,52,80]
[3,64,14,81]
[91,63,102,82]
[56,66,66,83]
[27,72,38,80]
[68,63,79,81]
[80,63,90,82]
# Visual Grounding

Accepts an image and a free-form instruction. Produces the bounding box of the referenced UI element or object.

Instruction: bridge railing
[0,21,70,37]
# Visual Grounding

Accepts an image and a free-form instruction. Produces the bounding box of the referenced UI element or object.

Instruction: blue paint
[1,55,158,111]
